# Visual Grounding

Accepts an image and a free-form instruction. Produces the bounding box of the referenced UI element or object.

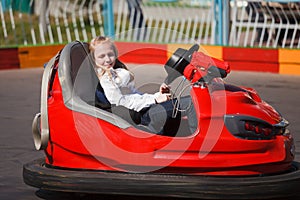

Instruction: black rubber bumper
[23,158,300,199]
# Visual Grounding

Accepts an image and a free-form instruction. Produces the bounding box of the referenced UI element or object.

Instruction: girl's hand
[160,83,170,94]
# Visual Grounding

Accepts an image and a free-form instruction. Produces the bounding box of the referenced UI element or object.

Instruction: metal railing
[0,0,215,46]
[230,0,300,48]
[0,0,299,49]
[115,0,228,45]
[115,0,214,44]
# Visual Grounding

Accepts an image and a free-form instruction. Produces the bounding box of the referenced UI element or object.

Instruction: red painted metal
[42,49,294,175]
[115,42,168,64]
[0,48,20,69]
[223,47,279,73]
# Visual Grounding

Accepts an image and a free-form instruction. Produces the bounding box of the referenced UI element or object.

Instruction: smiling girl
[89,36,196,135]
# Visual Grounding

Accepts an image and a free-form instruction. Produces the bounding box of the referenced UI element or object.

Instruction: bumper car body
[24,41,299,199]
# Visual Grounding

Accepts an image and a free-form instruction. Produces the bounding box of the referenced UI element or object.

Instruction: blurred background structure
[0,0,299,48]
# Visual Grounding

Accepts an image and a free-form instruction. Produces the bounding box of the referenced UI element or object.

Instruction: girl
[89,36,196,135]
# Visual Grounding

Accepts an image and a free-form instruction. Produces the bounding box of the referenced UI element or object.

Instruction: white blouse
[99,68,159,112]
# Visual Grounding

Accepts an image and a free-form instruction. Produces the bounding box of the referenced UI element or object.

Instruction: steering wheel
[164,44,199,85]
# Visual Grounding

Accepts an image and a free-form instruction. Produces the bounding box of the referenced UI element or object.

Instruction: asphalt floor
[0,67,299,200]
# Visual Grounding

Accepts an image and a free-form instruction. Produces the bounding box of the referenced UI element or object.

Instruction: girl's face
[94,42,116,70]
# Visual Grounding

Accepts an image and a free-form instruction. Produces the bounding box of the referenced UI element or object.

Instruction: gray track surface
[0,68,299,200]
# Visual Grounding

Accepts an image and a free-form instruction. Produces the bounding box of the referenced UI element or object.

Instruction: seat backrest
[56,41,178,134]
[58,41,98,105]
[72,42,99,105]
[57,41,132,129]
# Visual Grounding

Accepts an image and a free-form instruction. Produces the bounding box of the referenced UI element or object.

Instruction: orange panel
[167,44,193,59]
[278,49,300,64]
[278,49,300,75]
[18,44,65,68]
[167,44,222,60]
[279,64,300,75]
[201,45,223,60]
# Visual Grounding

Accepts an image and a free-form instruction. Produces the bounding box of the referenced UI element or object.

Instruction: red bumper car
[23,41,300,199]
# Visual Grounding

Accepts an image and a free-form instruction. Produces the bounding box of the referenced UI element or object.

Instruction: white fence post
[1,0,299,49]
[229,0,300,49]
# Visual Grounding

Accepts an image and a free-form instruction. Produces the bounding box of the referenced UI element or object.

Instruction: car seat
[57,41,159,134]
[57,41,135,129]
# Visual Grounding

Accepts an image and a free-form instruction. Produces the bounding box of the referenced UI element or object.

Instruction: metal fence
[115,0,214,44]
[230,0,300,48]
[0,0,300,49]
[0,0,215,46]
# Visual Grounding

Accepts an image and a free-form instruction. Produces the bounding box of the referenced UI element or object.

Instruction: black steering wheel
[164,44,199,84]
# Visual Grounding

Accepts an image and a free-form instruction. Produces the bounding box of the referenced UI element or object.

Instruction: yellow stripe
[18,45,64,68]
[279,64,300,75]
[167,44,223,60]
[201,45,223,60]
[278,49,300,75]
[278,49,300,64]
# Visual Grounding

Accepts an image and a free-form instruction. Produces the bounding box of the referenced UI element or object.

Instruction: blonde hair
[89,36,118,79]
[89,36,118,57]
[89,36,132,82]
